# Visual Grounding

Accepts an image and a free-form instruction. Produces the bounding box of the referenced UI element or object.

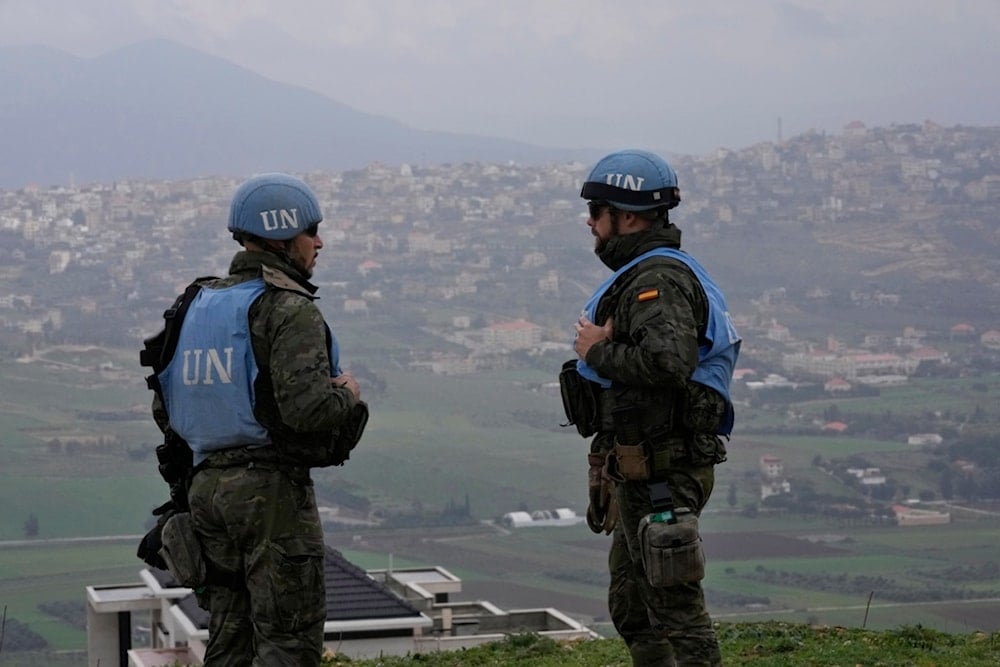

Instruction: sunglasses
[303,223,320,237]
[587,200,612,219]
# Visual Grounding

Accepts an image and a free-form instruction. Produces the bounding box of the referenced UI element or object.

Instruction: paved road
[0,535,143,548]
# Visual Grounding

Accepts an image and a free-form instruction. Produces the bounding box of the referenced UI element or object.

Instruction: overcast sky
[1,0,998,155]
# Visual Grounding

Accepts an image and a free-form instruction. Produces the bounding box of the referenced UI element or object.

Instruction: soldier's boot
[627,639,675,667]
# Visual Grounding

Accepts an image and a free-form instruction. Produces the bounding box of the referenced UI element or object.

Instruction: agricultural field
[330,511,1000,635]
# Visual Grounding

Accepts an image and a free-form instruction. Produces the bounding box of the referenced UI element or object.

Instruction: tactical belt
[649,439,690,475]
[194,446,306,477]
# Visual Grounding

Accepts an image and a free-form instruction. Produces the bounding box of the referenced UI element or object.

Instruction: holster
[158,512,207,589]
[156,431,193,511]
[586,452,618,534]
[559,360,600,438]
[137,500,177,570]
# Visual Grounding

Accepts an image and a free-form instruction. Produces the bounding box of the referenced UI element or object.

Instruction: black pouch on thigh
[637,507,705,588]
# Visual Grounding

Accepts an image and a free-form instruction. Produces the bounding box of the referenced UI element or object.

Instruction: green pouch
[637,507,705,588]
[159,511,207,589]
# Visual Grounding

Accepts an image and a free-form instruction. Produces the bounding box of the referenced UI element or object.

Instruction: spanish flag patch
[637,289,659,302]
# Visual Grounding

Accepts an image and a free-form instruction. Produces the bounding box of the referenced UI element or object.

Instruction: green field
[793,376,996,416]
[0,542,140,651]
[0,349,999,659]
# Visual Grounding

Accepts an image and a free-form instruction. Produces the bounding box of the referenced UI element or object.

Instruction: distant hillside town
[0,121,998,389]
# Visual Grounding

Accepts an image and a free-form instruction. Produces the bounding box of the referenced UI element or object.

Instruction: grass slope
[320,623,1000,666]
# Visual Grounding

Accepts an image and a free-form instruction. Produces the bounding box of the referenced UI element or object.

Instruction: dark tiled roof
[323,546,423,621]
[161,545,423,631]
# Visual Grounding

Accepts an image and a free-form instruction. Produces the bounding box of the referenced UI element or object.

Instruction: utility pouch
[159,512,207,589]
[331,401,369,466]
[613,442,650,481]
[637,507,705,588]
[271,401,369,468]
[559,360,599,438]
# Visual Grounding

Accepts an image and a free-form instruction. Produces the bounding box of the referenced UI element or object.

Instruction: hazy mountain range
[0,39,597,189]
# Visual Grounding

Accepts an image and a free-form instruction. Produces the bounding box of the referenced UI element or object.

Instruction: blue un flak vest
[158,278,342,466]
[576,248,741,435]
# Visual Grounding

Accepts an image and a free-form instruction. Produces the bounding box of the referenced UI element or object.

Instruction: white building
[501,508,584,528]
[907,433,944,446]
[482,319,543,352]
[846,467,886,486]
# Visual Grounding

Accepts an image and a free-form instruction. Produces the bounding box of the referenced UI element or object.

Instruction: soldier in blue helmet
[560,150,740,666]
[141,173,365,666]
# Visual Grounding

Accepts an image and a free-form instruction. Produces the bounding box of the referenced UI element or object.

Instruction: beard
[289,249,315,278]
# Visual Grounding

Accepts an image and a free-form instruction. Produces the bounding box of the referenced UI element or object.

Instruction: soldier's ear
[621,211,647,232]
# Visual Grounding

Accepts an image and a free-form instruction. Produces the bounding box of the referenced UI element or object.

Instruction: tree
[24,513,39,538]
[727,482,738,508]
[956,474,979,502]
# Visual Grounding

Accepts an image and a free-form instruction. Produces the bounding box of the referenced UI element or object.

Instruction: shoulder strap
[139,278,217,512]
[140,277,218,401]
[617,252,694,290]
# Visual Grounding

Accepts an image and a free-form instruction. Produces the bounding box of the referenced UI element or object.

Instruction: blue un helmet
[227,173,323,241]
[580,149,680,211]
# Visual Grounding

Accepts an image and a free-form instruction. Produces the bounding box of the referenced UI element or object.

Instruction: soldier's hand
[574,316,613,359]
[333,372,361,401]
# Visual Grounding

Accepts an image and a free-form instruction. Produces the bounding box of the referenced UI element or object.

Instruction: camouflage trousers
[608,460,722,667]
[188,450,326,667]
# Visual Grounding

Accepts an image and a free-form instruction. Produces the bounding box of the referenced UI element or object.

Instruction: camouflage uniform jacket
[586,224,728,468]
[152,250,357,458]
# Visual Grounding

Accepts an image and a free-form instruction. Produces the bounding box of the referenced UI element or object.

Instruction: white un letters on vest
[605,174,645,190]
[259,208,300,232]
[181,348,234,385]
